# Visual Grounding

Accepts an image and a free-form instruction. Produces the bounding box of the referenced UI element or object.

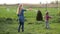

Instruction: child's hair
[17,4,23,14]
[46,11,49,15]
[19,4,23,9]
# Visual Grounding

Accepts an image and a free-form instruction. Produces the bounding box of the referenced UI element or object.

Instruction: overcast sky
[0,0,58,4]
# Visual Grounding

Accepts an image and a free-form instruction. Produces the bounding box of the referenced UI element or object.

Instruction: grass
[0,6,60,34]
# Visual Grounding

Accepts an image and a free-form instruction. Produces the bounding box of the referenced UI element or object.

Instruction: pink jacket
[45,15,51,21]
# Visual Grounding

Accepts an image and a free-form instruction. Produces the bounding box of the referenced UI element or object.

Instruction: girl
[17,4,26,32]
[44,11,51,29]
[17,4,30,32]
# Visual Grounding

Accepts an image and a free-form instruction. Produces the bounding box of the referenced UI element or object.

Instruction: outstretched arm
[26,8,37,12]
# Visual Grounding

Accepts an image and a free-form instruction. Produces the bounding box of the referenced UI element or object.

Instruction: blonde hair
[17,4,23,14]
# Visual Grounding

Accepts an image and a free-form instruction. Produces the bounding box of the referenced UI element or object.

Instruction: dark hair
[46,12,49,15]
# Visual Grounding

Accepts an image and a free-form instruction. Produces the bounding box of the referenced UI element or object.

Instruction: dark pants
[18,21,24,32]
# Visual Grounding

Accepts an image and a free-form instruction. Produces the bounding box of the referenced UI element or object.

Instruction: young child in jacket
[44,11,51,29]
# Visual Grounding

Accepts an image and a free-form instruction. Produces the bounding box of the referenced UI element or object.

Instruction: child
[17,4,32,32]
[17,4,26,32]
[44,11,51,29]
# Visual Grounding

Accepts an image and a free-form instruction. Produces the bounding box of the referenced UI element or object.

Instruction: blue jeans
[18,21,24,32]
[46,20,50,29]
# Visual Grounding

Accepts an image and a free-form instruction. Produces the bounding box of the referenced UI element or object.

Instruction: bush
[57,11,60,16]
[52,17,60,23]
[0,17,6,22]
[0,17,15,24]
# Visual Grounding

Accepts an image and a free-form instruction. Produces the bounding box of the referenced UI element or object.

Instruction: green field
[0,6,60,34]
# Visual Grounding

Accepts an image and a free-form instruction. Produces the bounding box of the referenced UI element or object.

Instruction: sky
[0,0,58,4]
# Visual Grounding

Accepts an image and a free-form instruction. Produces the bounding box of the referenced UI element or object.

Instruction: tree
[50,1,60,4]
[40,2,41,4]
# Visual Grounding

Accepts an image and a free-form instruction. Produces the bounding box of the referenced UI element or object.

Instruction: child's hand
[29,8,32,10]
[26,8,32,11]
[49,16,52,19]
[17,14,19,16]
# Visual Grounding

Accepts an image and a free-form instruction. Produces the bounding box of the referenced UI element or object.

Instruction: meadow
[0,6,60,34]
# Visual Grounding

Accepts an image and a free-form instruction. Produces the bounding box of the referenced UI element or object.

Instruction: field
[0,6,60,34]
